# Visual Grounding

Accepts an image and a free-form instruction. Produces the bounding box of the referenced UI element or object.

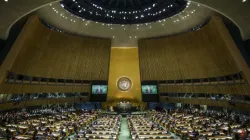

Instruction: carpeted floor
[118,117,131,140]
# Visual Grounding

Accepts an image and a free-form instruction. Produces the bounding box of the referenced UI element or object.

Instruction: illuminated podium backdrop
[116,102,132,112]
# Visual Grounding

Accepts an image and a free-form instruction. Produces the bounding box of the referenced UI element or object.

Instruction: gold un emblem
[117,77,132,91]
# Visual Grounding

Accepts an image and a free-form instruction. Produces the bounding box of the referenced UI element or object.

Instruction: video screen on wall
[141,85,158,94]
[92,85,108,94]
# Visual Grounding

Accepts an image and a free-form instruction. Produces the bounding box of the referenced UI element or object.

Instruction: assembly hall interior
[0,0,250,140]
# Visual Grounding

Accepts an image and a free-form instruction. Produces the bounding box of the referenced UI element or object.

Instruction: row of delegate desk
[0,111,98,140]
[76,114,122,140]
[0,109,124,140]
[150,110,250,140]
[127,115,175,140]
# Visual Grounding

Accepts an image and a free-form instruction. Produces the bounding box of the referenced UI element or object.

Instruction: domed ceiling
[60,0,187,24]
[36,1,213,47]
[0,0,250,40]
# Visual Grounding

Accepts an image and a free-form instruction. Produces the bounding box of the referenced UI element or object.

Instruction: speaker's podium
[105,102,146,116]
[114,102,132,115]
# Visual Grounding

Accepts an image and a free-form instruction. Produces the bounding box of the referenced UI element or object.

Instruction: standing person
[33,129,38,140]
[96,86,103,94]
[147,86,151,94]
[150,124,154,131]
[6,128,11,140]
[135,135,139,140]
[235,133,240,140]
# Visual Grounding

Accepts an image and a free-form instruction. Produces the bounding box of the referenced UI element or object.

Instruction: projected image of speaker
[141,85,158,94]
[90,81,108,102]
[92,85,108,94]
[141,81,159,102]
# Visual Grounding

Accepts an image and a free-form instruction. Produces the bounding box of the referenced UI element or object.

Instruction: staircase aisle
[118,117,131,140]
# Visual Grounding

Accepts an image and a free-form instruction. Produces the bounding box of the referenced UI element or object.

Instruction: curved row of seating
[127,115,175,139]
[76,114,122,139]
[149,109,250,140]
[0,109,97,139]
[0,108,124,140]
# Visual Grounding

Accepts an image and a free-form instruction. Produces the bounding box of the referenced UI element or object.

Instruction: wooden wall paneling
[9,16,111,80]
[0,16,41,83]
[138,16,239,81]
[0,84,8,93]
[211,16,250,83]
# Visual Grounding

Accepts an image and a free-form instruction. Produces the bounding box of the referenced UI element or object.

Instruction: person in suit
[146,86,151,94]
[95,86,103,94]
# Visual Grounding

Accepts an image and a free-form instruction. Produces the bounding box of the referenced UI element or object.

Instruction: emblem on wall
[117,77,132,91]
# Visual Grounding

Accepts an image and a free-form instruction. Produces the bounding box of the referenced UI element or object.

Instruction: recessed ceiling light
[60,0,187,24]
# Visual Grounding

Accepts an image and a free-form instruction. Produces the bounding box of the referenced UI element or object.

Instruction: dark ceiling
[89,0,162,10]
[61,0,187,24]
